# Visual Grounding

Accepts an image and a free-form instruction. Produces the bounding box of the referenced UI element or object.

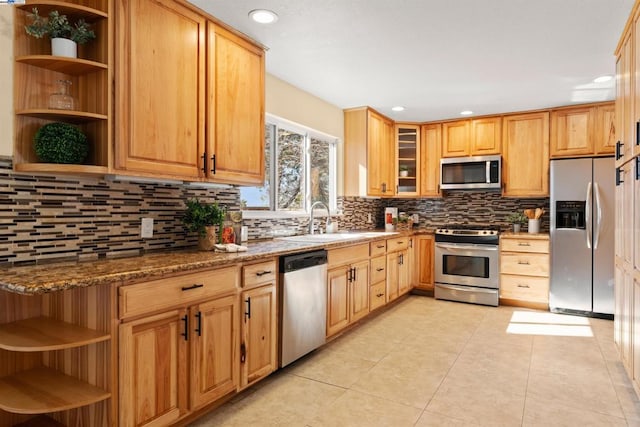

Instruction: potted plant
[399,165,409,177]
[24,8,96,58]
[34,122,88,164]
[506,211,527,233]
[183,198,226,250]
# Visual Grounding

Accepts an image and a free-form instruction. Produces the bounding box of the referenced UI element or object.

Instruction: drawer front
[119,266,239,319]
[501,238,549,253]
[500,253,549,277]
[370,240,387,257]
[386,236,409,252]
[328,244,369,268]
[370,255,387,284]
[500,274,549,303]
[243,259,277,288]
[370,281,386,311]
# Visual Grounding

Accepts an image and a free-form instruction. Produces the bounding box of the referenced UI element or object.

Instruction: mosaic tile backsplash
[1,156,549,265]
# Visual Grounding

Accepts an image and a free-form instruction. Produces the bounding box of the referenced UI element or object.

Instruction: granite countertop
[0,229,431,295]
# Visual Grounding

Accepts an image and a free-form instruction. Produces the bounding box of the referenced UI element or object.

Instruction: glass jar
[49,80,74,110]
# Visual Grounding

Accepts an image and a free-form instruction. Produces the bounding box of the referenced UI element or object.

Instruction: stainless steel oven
[434,228,499,306]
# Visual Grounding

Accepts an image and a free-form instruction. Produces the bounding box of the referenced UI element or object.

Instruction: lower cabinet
[499,234,550,307]
[240,260,278,389]
[327,260,370,337]
[369,254,387,311]
[386,249,409,302]
[118,266,240,426]
[414,235,434,291]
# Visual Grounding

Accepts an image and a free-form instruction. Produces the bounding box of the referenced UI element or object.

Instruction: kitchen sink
[276,231,397,243]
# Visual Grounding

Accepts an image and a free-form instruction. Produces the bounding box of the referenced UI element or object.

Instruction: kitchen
[0,0,639,426]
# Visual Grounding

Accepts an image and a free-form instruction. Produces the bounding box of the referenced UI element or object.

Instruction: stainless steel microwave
[440,155,502,190]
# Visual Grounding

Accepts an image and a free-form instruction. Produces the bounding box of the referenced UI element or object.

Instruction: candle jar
[49,80,74,110]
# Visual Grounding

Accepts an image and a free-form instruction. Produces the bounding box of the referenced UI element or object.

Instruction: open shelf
[16,109,107,123]
[14,163,109,175]
[0,317,110,352]
[0,367,110,414]
[18,1,107,19]
[16,55,107,75]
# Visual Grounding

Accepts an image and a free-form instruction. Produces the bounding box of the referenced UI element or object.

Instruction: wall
[0,7,13,156]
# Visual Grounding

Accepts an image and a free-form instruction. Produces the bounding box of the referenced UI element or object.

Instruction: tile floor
[192,296,640,426]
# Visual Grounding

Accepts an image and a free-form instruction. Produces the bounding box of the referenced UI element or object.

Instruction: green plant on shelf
[25,8,96,44]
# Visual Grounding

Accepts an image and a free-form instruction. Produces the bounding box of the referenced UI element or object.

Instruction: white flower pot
[399,170,408,177]
[51,38,77,58]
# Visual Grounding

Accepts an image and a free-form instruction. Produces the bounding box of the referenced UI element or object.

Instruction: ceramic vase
[51,38,77,58]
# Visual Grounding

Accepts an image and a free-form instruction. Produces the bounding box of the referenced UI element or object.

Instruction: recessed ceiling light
[593,75,613,83]
[391,106,405,112]
[460,110,473,116]
[249,9,278,24]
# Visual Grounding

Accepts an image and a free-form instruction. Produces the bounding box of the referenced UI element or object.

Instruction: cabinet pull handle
[636,122,640,146]
[181,283,204,291]
[376,293,384,297]
[376,267,385,272]
[517,284,530,288]
[616,167,624,186]
[382,183,387,193]
[245,297,251,320]
[181,314,189,341]
[353,267,357,282]
[195,311,202,336]
[240,342,246,363]
[397,241,404,245]
[256,270,272,277]
[517,261,530,265]
[636,157,640,181]
[201,152,206,172]
[377,244,385,249]
[211,154,217,174]
[517,242,530,246]
[616,141,623,160]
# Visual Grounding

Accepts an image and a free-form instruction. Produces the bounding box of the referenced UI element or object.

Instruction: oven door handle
[437,284,497,294]
[435,243,498,252]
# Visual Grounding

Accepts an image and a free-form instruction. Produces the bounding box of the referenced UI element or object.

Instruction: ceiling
[189,0,634,122]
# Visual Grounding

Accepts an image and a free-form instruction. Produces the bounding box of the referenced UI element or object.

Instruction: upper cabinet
[206,25,265,185]
[550,102,615,158]
[115,0,205,179]
[344,107,395,197]
[441,117,501,158]
[13,1,111,175]
[502,112,550,197]
[395,124,420,197]
[420,123,442,197]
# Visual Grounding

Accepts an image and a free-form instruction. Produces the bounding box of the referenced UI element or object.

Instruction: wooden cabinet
[0,285,112,427]
[550,102,616,158]
[369,255,387,311]
[119,266,240,426]
[499,235,550,307]
[502,112,550,197]
[115,0,205,178]
[414,235,434,291]
[441,117,501,158]
[442,120,470,157]
[344,108,395,197]
[386,236,410,302]
[240,260,277,389]
[420,123,442,197]
[206,25,265,185]
[617,28,635,167]
[395,124,420,196]
[115,0,264,183]
[326,245,370,337]
[13,1,111,175]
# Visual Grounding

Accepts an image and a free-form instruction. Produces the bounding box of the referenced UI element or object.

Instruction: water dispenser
[555,201,586,229]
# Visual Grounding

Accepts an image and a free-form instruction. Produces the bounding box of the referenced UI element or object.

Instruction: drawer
[243,259,277,288]
[328,244,369,268]
[119,266,239,319]
[370,281,386,311]
[386,236,409,252]
[500,274,549,303]
[501,237,549,253]
[370,255,386,284]
[370,240,387,257]
[500,252,550,277]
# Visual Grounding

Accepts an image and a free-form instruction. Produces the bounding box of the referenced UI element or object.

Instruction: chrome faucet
[309,201,332,234]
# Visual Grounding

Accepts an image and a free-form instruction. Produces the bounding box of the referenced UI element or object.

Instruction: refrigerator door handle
[593,182,602,249]
[585,181,592,249]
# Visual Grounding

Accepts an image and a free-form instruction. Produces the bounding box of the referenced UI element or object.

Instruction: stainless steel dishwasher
[279,249,328,367]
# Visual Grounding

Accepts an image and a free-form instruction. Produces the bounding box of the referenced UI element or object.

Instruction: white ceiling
[189,0,634,122]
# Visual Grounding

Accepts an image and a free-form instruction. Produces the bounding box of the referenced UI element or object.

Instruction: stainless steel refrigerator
[550,157,614,318]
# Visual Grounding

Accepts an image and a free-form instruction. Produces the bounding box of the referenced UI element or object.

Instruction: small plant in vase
[24,8,96,58]
[506,212,527,233]
[399,165,409,177]
[183,198,226,250]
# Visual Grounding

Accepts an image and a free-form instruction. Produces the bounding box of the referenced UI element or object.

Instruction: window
[240,116,338,213]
